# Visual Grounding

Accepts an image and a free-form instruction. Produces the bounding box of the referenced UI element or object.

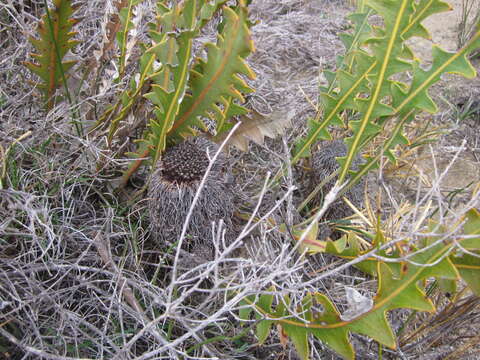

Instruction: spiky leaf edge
[24,0,80,110]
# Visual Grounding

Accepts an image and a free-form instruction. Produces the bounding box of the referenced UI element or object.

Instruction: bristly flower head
[148,137,235,265]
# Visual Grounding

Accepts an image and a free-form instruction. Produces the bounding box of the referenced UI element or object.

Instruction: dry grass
[1,1,479,359]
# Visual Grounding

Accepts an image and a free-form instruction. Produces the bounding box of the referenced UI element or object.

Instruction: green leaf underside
[24,0,79,109]
[255,288,275,343]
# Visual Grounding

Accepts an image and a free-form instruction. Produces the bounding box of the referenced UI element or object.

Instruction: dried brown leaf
[221,109,294,151]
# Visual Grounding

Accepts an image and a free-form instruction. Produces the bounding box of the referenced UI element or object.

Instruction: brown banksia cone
[148,137,235,264]
[310,139,364,226]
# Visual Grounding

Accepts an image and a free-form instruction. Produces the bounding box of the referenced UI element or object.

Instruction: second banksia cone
[310,140,364,229]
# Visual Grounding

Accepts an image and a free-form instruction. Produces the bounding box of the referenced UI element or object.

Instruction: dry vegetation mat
[1,1,480,359]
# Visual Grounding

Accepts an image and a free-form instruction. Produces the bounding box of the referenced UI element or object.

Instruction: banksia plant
[239,1,480,359]
[70,0,272,265]
[287,0,480,197]
[148,137,235,266]
[112,0,259,185]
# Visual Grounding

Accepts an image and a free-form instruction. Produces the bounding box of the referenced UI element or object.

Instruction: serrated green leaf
[290,0,474,189]
[339,0,413,183]
[401,0,451,40]
[167,4,255,140]
[119,0,257,184]
[198,0,228,30]
[24,0,79,110]
[394,33,480,115]
[245,4,480,359]
[294,0,476,191]
[376,262,434,313]
[241,224,464,359]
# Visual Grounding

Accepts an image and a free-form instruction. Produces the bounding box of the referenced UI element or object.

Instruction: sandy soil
[393,0,480,198]
[410,0,478,60]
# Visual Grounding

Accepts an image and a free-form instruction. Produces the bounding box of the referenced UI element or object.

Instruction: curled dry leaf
[219,109,294,151]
